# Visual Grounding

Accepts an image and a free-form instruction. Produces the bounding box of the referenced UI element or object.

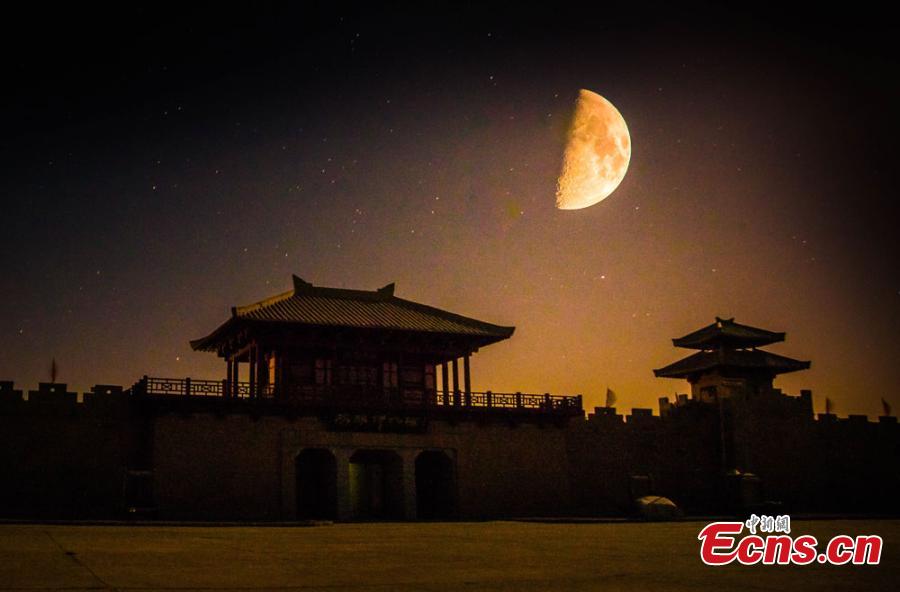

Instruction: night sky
[2,3,899,417]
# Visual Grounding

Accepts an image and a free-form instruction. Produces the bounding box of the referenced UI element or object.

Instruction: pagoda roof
[653,349,810,379]
[191,275,515,352]
[672,317,785,349]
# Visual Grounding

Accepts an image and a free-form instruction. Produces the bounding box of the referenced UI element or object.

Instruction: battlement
[4,379,893,432]
[816,413,898,426]
[655,386,895,428]
[0,381,130,417]
[586,406,663,427]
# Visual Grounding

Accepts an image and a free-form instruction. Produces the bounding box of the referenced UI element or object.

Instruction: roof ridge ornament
[377,283,395,298]
[714,316,735,327]
[672,317,785,350]
[292,275,315,294]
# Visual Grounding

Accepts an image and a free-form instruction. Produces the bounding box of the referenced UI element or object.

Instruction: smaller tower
[653,317,810,403]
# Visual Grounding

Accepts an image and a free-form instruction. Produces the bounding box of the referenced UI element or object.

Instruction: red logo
[698,518,882,566]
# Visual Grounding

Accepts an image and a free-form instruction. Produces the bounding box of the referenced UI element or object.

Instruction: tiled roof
[191,276,514,351]
[653,349,810,379]
[672,317,785,349]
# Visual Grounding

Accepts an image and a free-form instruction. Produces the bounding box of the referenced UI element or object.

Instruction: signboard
[326,412,427,433]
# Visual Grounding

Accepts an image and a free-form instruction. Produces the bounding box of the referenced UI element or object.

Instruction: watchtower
[653,317,810,403]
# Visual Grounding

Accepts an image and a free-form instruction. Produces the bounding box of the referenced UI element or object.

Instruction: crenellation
[27,383,78,406]
[588,406,624,423]
[83,384,129,414]
[90,384,125,396]
[626,408,658,426]
[0,381,22,399]
[0,381,23,413]
[657,396,670,417]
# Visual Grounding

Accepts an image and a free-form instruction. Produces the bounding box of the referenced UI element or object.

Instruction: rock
[635,495,683,521]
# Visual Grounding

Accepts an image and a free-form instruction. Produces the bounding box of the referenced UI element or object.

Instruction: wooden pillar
[228,356,234,398]
[255,347,262,397]
[441,362,449,405]
[275,352,284,399]
[225,359,233,398]
[233,358,240,398]
[254,346,262,398]
[257,349,266,397]
[451,358,460,405]
[248,346,256,399]
[463,354,471,398]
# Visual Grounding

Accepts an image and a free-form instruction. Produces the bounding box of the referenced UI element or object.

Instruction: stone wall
[0,382,134,518]
[150,412,574,520]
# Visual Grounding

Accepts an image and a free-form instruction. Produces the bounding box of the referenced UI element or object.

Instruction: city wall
[1,380,898,520]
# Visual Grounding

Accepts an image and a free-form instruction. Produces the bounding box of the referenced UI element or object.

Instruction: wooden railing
[128,376,583,416]
[434,390,581,412]
[130,376,251,398]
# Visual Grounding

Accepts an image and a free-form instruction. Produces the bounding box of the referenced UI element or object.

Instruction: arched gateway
[415,450,456,519]
[349,449,404,520]
[295,448,337,520]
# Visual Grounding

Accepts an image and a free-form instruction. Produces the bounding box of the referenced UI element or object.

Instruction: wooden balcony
[128,376,583,419]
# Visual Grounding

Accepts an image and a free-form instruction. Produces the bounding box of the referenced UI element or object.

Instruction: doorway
[415,450,456,519]
[349,449,403,519]
[295,449,337,520]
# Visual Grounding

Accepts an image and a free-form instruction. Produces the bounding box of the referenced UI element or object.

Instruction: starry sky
[2,3,899,417]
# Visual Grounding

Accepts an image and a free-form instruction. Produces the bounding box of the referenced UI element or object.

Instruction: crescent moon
[556,89,631,210]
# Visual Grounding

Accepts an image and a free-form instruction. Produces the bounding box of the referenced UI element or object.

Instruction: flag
[882,398,892,417]
[605,387,617,408]
[825,397,833,415]
[50,358,58,383]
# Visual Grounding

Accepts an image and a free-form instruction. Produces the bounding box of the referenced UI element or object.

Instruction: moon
[556,89,631,210]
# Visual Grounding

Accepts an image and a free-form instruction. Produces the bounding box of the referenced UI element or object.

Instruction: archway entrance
[349,450,403,520]
[295,449,337,520]
[415,450,456,519]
